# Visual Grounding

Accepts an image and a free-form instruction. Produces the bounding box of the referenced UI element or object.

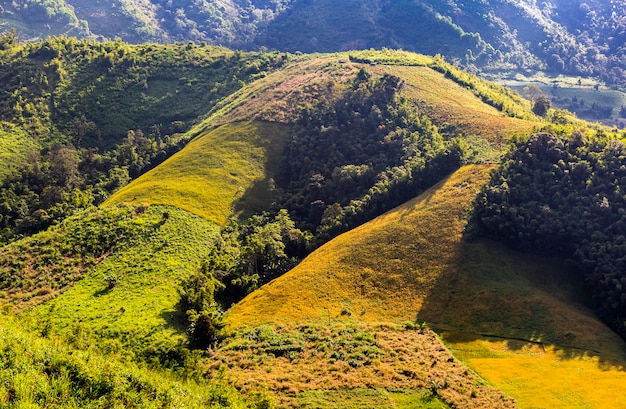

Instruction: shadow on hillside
[231,176,279,221]
[160,298,188,333]
[416,236,626,371]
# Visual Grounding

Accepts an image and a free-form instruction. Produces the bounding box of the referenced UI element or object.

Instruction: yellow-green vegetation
[378,65,538,143]
[22,205,219,358]
[105,122,290,224]
[225,165,626,408]
[0,314,261,409]
[347,48,434,66]
[0,121,38,182]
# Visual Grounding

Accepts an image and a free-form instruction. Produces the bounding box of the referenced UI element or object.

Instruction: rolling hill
[1,43,626,408]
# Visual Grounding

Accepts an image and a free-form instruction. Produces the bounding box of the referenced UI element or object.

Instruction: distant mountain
[2,0,626,84]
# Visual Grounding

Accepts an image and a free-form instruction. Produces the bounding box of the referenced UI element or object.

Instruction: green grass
[0,314,256,409]
[22,205,220,358]
[105,121,290,224]
[0,121,38,182]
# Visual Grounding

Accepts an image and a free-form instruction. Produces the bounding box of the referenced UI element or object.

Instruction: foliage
[532,95,552,117]
[0,314,262,408]
[473,130,626,339]
[180,210,309,349]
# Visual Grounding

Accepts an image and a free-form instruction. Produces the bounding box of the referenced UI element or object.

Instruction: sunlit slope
[105,121,289,224]
[22,205,219,356]
[225,164,494,325]
[226,164,626,409]
[378,65,538,142]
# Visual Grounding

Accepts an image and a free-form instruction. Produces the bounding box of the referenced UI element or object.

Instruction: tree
[532,95,551,116]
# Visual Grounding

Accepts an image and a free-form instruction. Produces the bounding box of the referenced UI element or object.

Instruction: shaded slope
[225,164,626,408]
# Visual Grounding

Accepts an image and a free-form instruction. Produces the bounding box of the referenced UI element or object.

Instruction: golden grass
[225,165,495,327]
[226,164,626,409]
[377,65,539,144]
[449,339,626,409]
[104,121,290,224]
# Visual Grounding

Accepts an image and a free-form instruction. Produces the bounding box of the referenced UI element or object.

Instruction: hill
[224,164,626,408]
[3,0,626,85]
[1,43,625,408]
[0,36,287,243]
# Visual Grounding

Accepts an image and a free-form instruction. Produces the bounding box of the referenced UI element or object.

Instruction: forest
[474,129,626,338]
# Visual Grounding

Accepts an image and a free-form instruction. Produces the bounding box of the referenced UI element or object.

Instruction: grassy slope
[105,121,290,224]
[225,165,626,409]
[0,122,38,182]
[379,65,537,143]
[0,313,257,409]
[23,205,219,356]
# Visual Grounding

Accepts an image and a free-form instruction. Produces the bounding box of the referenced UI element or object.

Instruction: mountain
[3,0,626,84]
[1,39,626,408]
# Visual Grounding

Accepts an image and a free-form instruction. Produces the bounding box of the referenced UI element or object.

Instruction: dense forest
[474,130,626,338]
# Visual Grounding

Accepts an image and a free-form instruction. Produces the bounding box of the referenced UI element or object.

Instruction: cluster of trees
[180,210,309,348]
[474,131,626,338]
[275,69,465,244]
[0,127,185,243]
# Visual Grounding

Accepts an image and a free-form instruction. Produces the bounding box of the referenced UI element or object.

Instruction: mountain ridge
[3,0,626,84]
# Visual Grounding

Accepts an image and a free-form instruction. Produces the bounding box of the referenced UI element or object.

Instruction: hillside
[0,36,287,243]
[1,43,626,408]
[224,164,626,408]
[105,121,291,224]
[3,0,626,85]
